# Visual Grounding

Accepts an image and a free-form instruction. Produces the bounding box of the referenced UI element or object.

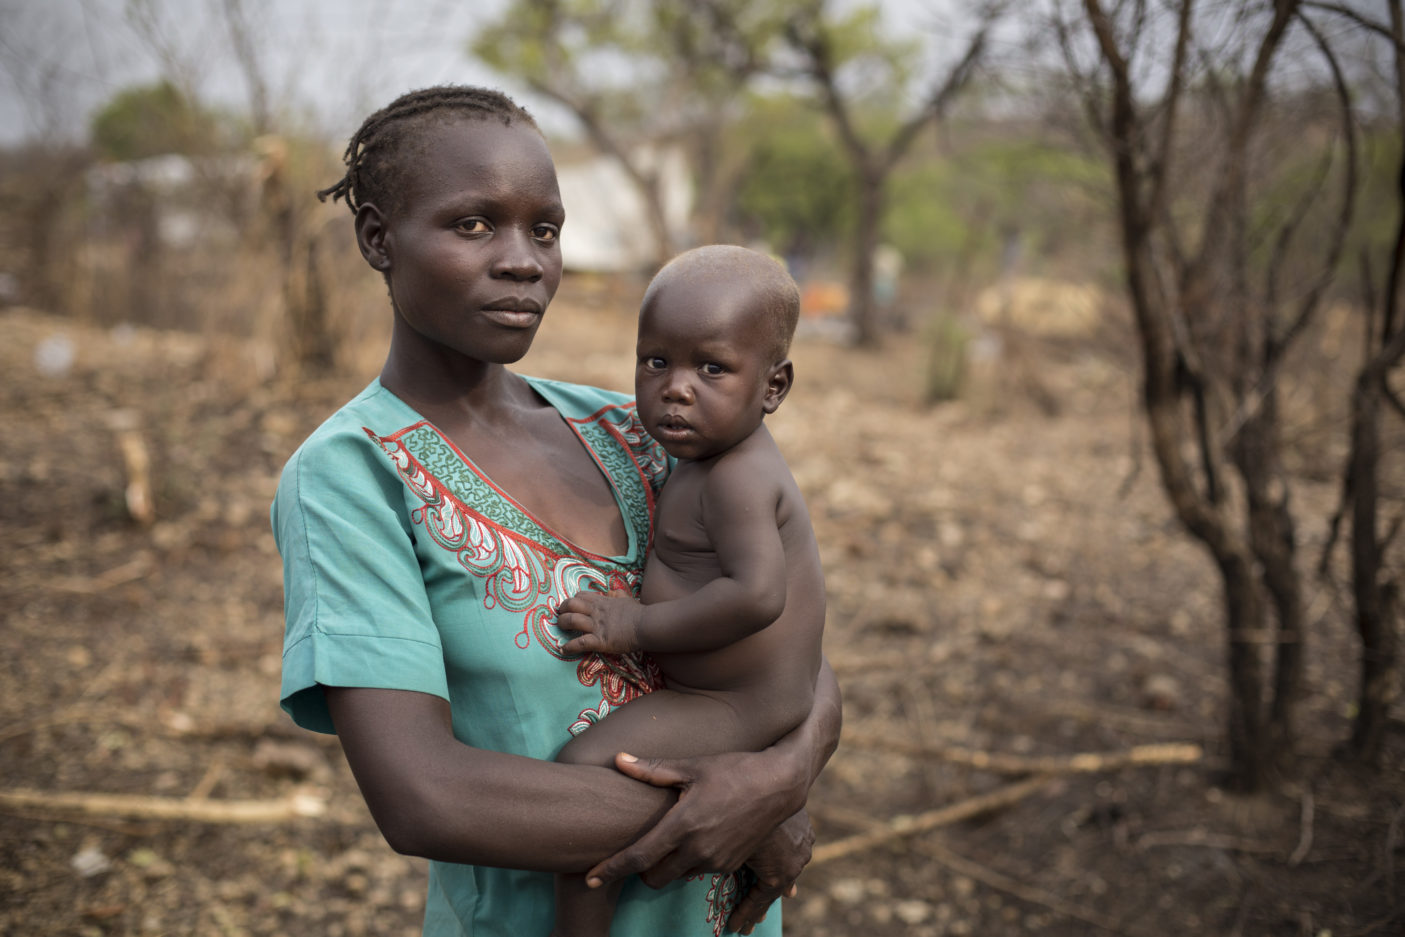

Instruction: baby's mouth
[653,414,693,437]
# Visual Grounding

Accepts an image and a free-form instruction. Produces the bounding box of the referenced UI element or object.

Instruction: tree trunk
[1347,370,1399,760]
[1237,394,1304,758]
[1218,548,1272,791]
[849,170,883,346]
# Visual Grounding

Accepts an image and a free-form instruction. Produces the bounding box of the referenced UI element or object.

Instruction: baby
[551,245,826,935]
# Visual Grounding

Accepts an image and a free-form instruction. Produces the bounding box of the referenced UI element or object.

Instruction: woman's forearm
[325,658,840,878]
[326,686,676,872]
[769,656,842,800]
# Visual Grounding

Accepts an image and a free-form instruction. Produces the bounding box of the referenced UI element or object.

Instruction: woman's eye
[455,219,490,234]
[533,224,559,243]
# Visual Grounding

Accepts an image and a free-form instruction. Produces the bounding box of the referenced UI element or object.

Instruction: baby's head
[635,245,800,461]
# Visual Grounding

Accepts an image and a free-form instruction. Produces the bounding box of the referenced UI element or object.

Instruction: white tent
[555,144,693,273]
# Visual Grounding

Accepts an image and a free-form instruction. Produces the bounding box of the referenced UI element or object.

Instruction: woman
[271,85,840,936]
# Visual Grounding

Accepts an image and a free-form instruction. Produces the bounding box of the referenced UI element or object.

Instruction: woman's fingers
[586,753,718,887]
[586,833,684,888]
[726,880,784,934]
[611,752,696,789]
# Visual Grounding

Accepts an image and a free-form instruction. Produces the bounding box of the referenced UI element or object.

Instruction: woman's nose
[491,229,543,281]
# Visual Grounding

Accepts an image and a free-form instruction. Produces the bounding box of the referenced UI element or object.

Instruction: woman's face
[365,117,565,371]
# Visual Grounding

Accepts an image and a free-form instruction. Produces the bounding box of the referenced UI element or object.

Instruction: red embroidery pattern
[369,414,664,733]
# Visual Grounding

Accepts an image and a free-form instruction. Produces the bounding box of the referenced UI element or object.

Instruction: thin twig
[809,775,1053,866]
[51,553,156,594]
[840,736,1203,775]
[1289,788,1315,866]
[1135,828,1285,853]
[922,838,1138,936]
[0,787,327,823]
[187,757,226,801]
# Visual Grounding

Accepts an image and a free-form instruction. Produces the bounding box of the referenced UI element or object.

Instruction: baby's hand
[556,589,645,656]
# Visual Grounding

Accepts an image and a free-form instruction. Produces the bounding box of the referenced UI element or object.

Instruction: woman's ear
[354,203,391,273]
[762,359,794,414]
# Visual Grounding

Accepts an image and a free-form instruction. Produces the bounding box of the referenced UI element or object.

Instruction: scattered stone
[252,739,328,781]
[70,845,112,878]
[895,899,933,924]
[829,878,866,905]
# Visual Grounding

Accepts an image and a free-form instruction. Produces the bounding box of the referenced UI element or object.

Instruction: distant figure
[873,243,905,329]
[551,245,828,937]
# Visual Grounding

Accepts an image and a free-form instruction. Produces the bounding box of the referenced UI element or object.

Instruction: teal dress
[272,377,772,937]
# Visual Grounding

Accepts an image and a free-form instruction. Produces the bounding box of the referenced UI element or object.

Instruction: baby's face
[634,281,781,462]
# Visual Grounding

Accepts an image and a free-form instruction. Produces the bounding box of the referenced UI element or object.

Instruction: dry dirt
[2,285,1403,937]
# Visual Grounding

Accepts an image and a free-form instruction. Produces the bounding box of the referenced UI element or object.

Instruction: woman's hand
[584,749,806,889]
[726,809,814,935]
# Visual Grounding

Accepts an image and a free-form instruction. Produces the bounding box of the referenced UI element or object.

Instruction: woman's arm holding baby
[586,658,842,934]
[325,659,839,880]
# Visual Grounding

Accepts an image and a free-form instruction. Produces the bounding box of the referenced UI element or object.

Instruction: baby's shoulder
[700,435,790,500]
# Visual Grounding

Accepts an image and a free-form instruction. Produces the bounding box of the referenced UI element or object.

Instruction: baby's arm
[557,456,786,657]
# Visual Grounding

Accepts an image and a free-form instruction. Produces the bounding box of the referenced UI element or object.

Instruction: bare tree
[1316,0,1405,764]
[1055,0,1367,789]
[0,1,103,314]
[474,0,786,267]
[781,0,1005,346]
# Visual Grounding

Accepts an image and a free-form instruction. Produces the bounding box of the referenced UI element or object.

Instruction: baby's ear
[763,359,793,414]
[354,202,392,273]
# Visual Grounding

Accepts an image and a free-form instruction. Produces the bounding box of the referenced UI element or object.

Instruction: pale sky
[0,0,972,148]
[0,0,526,146]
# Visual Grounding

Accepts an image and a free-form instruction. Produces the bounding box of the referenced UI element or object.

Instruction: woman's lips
[481,298,543,328]
[482,309,541,328]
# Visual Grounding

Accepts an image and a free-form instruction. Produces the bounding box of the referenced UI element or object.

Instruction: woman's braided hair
[316,85,538,216]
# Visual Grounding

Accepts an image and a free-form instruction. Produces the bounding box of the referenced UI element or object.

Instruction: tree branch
[882,3,1004,172]
[1145,0,1195,225]
[783,4,874,175]
[1302,1,1402,47]
[1272,6,1358,359]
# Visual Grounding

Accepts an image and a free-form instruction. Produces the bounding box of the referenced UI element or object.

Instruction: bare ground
[2,286,1402,937]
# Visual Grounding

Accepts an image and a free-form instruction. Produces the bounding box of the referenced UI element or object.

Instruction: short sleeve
[272,426,447,734]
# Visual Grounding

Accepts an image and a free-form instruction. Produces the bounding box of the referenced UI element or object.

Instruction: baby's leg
[550,687,782,937]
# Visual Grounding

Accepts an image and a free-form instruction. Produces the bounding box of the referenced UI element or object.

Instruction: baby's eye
[702,362,726,376]
[642,356,666,370]
[532,224,559,243]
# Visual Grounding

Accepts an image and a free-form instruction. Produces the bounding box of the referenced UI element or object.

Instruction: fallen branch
[107,409,154,525]
[920,838,1138,936]
[1134,828,1284,853]
[0,787,326,824]
[828,636,981,678]
[51,553,156,595]
[842,735,1203,775]
[1039,699,1204,737]
[1289,789,1314,866]
[810,775,1053,866]
[810,786,1140,935]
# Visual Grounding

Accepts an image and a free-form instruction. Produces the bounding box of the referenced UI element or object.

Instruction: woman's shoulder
[277,381,416,490]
